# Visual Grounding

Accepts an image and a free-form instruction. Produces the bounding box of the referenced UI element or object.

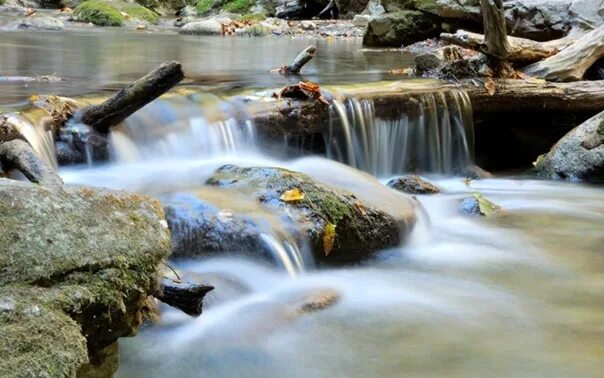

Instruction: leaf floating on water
[472,192,502,216]
[280,188,305,202]
[484,77,496,96]
[323,222,336,256]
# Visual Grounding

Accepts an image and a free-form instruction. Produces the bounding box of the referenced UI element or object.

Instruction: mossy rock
[362,10,441,48]
[206,165,415,264]
[196,0,255,16]
[74,0,159,26]
[0,178,171,375]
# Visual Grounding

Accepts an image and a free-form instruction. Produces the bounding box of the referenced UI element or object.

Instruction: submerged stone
[0,178,170,376]
[206,165,416,264]
[387,175,441,194]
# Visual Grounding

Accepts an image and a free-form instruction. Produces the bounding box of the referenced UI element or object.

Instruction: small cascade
[2,113,58,169]
[259,233,307,277]
[326,89,475,177]
[109,96,258,163]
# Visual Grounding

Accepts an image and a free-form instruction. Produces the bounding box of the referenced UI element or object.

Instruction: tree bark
[154,278,214,317]
[440,30,572,63]
[74,61,184,134]
[0,139,63,189]
[523,26,604,82]
[282,46,316,75]
[480,0,510,58]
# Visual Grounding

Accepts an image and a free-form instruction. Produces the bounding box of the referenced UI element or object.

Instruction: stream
[2,30,604,377]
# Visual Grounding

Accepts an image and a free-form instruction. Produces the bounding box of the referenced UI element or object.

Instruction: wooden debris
[276,45,316,75]
[73,61,184,134]
[154,278,214,317]
[523,26,604,82]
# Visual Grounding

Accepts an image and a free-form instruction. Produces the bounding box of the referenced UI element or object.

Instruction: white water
[327,89,474,177]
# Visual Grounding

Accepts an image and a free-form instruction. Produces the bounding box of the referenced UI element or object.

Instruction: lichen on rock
[73,0,159,26]
[0,178,171,376]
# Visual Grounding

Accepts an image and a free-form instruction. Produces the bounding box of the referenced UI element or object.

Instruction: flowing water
[2,29,604,378]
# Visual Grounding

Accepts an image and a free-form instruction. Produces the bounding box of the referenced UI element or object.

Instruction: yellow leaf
[484,77,496,96]
[323,222,336,256]
[280,188,305,202]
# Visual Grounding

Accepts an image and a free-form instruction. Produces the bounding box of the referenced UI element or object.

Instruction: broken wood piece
[0,139,63,189]
[317,0,337,19]
[279,46,316,75]
[479,0,510,59]
[154,277,214,317]
[74,61,185,134]
[523,26,604,82]
[440,30,567,63]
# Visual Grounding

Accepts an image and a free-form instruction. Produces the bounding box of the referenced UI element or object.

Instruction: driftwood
[154,278,214,317]
[74,61,184,134]
[523,26,604,82]
[279,46,316,75]
[440,30,569,63]
[0,139,63,189]
[317,0,337,19]
[479,0,510,58]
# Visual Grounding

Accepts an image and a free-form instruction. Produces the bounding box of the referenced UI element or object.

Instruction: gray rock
[179,18,224,35]
[387,175,441,194]
[206,165,416,264]
[352,14,371,27]
[534,110,604,182]
[7,16,65,31]
[300,20,316,30]
[0,178,170,376]
[363,10,440,48]
[569,0,604,33]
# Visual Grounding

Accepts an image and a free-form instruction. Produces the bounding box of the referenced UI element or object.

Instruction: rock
[162,188,302,261]
[459,192,503,216]
[300,20,316,30]
[178,18,224,34]
[352,14,371,27]
[387,175,441,194]
[534,110,604,182]
[73,0,159,26]
[206,165,416,264]
[275,0,328,19]
[361,0,385,15]
[0,178,170,376]
[435,0,597,40]
[362,10,440,48]
[7,16,65,31]
[177,4,197,17]
[236,23,273,36]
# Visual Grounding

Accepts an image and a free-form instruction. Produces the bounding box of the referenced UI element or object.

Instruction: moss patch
[196,0,213,15]
[74,0,159,26]
[239,12,267,22]
[222,0,254,13]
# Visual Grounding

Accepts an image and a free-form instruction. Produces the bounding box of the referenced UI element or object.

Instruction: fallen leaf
[463,177,473,187]
[59,6,72,13]
[484,77,496,96]
[532,154,545,167]
[136,24,146,30]
[322,222,336,256]
[354,201,367,215]
[280,188,305,202]
[472,192,502,216]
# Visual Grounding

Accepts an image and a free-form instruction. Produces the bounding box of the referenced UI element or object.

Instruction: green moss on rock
[74,0,159,26]
[207,165,415,264]
[0,178,171,375]
[196,0,213,15]
[222,0,254,13]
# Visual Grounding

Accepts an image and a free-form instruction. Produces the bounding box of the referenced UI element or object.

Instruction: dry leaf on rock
[323,222,336,256]
[280,188,305,202]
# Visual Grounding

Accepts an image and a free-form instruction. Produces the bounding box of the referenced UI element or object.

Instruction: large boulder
[178,18,225,34]
[6,16,65,31]
[534,110,604,183]
[206,165,416,264]
[0,179,171,376]
[362,10,440,47]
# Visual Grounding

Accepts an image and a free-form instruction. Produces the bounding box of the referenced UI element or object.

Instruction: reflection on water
[0,29,414,103]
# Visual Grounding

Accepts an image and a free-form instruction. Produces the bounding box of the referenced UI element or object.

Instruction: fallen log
[440,30,569,63]
[465,79,604,113]
[73,61,184,134]
[278,46,316,75]
[154,278,214,317]
[0,139,63,189]
[523,26,604,82]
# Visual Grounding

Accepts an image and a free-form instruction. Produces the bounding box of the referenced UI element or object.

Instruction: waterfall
[326,89,475,177]
[2,113,58,169]
[109,97,259,163]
